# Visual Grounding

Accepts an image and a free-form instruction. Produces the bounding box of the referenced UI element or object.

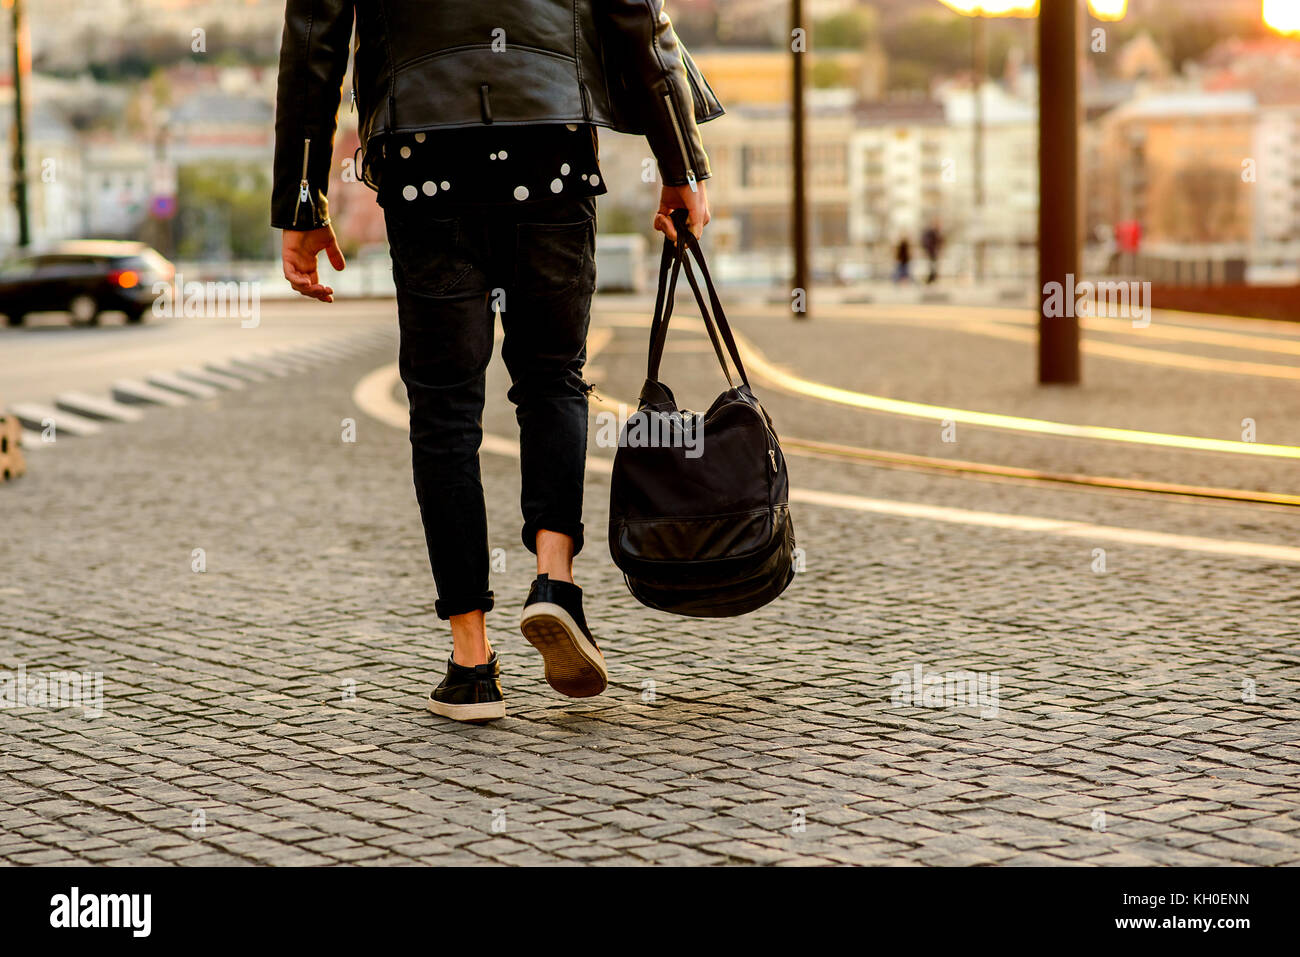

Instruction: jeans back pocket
[386,212,477,297]
[515,215,597,297]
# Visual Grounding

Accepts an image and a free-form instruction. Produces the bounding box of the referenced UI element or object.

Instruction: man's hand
[654,181,710,242]
[281,226,346,302]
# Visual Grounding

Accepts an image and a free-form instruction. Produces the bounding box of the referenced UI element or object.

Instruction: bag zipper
[663,93,697,193]
[292,138,312,227]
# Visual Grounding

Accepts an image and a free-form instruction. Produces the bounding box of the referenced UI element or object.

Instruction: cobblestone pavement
[1,300,1298,866]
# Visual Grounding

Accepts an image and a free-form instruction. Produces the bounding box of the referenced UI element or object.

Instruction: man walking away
[272,0,722,722]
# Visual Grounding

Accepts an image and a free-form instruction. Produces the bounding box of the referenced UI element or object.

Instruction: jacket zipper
[292,138,312,227]
[663,93,697,193]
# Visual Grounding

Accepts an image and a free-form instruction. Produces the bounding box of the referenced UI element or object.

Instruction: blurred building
[0,91,80,247]
[81,141,155,237]
[849,98,948,249]
[31,0,285,68]
[1095,90,1257,247]
[698,95,855,256]
[692,48,886,106]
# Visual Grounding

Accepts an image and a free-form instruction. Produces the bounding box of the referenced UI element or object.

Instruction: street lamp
[943,0,1129,385]
[792,0,809,319]
[1264,0,1300,36]
[938,2,1037,283]
[4,0,29,248]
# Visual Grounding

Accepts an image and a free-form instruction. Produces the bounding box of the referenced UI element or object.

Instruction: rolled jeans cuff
[522,519,585,557]
[434,592,495,621]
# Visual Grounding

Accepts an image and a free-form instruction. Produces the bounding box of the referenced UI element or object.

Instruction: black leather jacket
[272,0,724,229]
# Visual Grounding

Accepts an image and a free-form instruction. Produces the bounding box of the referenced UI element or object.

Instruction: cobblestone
[1,303,1298,865]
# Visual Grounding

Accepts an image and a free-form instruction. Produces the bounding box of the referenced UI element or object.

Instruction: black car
[0,241,175,326]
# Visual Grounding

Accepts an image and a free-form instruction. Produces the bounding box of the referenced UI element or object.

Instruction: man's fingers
[283,261,317,288]
[654,212,677,242]
[295,282,334,302]
[325,239,346,272]
[283,261,334,302]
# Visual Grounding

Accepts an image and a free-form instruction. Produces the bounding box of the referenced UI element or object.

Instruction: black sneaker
[427,652,506,723]
[519,575,607,698]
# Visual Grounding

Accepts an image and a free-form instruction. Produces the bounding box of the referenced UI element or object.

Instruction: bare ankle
[535,529,576,585]
[449,611,491,666]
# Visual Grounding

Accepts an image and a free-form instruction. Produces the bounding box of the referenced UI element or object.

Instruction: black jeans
[385,195,596,620]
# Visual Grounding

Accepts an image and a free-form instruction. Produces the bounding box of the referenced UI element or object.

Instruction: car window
[113,255,159,273]
[40,255,109,275]
[0,258,39,280]
[139,250,172,274]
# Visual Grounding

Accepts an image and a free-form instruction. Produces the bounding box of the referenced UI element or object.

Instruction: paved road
[0,302,393,408]
[1,299,1297,865]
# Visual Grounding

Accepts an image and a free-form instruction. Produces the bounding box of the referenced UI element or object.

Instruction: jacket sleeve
[596,0,711,188]
[271,0,356,230]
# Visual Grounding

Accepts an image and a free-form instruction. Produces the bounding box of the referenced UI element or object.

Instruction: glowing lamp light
[1087,0,1127,21]
[937,0,1039,17]
[1264,0,1300,36]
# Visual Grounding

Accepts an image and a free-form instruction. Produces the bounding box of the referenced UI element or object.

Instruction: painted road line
[806,302,1300,360]
[145,371,220,400]
[176,366,247,391]
[351,362,1300,565]
[789,487,1300,564]
[261,350,313,371]
[8,402,103,438]
[205,360,267,383]
[54,392,145,424]
[229,355,292,378]
[941,317,1300,381]
[304,344,355,360]
[967,308,1300,356]
[583,386,1300,508]
[599,310,1300,459]
[776,306,1300,379]
[112,378,189,407]
[752,300,1300,343]
[294,344,348,362]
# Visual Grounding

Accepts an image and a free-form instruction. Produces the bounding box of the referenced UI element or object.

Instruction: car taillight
[109,269,140,288]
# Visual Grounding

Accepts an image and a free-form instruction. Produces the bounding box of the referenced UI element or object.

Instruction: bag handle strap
[646,222,689,381]
[646,209,750,390]
[679,227,750,387]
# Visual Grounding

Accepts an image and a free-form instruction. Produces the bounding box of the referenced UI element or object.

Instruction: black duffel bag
[608,210,796,617]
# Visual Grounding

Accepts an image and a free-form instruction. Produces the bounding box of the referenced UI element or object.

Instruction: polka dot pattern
[380,124,606,208]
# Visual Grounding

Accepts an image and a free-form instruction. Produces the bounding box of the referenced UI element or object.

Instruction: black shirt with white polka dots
[376,123,606,208]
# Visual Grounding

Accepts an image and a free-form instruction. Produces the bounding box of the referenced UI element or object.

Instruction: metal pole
[791,0,810,319]
[1037,0,1081,385]
[972,12,986,282]
[9,0,30,248]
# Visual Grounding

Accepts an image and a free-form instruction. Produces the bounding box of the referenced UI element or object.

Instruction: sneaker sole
[426,694,506,724]
[519,601,608,698]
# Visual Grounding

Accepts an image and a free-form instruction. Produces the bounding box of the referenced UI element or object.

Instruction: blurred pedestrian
[894,237,912,284]
[921,223,943,284]
[273,0,721,723]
